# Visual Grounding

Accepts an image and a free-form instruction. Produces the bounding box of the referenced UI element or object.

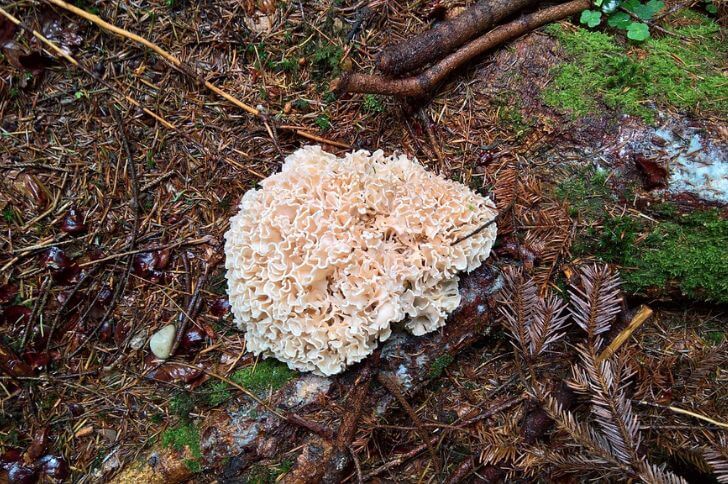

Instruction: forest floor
[0,1,726,483]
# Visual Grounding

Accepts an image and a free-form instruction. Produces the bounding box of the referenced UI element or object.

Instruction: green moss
[205,380,231,407]
[543,15,727,121]
[231,359,297,395]
[170,392,194,418]
[245,460,293,484]
[311,43,343,81]
[362,94,385,113]
[314,113,331,131]
[554,166,613,220]
[162,422,202,471]
[621,210,728,302]
[429,354,454,378]
[704,331,725,346]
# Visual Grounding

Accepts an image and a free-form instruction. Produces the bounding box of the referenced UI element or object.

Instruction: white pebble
[149,324,176,359]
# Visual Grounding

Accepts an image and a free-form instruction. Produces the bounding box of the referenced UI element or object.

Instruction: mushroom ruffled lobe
[224,146,497,376]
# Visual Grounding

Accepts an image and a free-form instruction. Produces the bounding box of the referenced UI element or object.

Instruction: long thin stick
[0,6,176,130]
[46,0,259,116]
[597,305,653,363]
[636,400,728,430]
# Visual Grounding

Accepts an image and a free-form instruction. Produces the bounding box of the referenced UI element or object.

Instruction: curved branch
[376,0,541,76]
[334,0,591,98]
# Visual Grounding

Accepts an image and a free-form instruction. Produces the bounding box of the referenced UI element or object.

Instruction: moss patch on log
[161,422,202,473]
[230,359,297,395]
[556,166,728,303]
[543,13,727,122]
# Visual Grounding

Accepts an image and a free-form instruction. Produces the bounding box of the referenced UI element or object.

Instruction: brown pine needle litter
[1,0,726,482]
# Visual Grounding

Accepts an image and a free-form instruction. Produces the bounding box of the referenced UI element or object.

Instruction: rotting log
[376,0,541,76]
[334,0,591,98]
[114,264,504,483]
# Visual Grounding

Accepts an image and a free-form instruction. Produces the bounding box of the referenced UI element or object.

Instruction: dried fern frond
[569,264,621,345]
[637,461,689,484]
[579,350,642,463]
[528,291,569,357]
[544,392,687,484]
[477,408,525,466]
[522,201,573,294]
[542,393,623,468]
[498,267,539,357]
[704,436,728,483]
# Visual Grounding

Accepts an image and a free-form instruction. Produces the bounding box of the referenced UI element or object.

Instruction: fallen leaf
[2,305,31,328]
[179,326,205,354]
[209,297,231,318]
[132,250,169,283]
[0,343,34,377]
[25,427,49,461]
[23,351,51,370]
[60,207,87,234]
[145,362,203,384]
[39,9,82,55]
[37,454,70,480]
[43,247,81,284]
[6,462,38,484]
[635,154,668,189]
[0,448,22,470]
[0,283,18,305]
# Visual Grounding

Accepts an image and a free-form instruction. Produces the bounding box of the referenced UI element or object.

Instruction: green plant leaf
[607,11,632,29]
[706,1,718,14]
[627,22,651,41]
[630,0,664,20]
[580,10,603,28]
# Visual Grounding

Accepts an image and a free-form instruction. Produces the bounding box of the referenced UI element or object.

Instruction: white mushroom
[224,146,497,375]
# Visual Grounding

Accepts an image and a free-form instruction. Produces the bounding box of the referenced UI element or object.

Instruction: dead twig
[67,107,140,359]
[20,276,52,349]
[45,0,259,116]
[334,0,591,97]
[376,0,540,76]
[377,372,442,474]
[597,305,653,363]
[168,270,208,358]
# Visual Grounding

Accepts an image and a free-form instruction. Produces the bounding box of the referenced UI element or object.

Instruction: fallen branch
[334,0,590,98]
[376,0,541,76]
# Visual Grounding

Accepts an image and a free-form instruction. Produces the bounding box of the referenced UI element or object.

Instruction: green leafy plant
[314,113,331,131]
[362,94,385,113]
[581,0,665,41]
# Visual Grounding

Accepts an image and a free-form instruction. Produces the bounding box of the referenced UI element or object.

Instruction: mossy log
[114,265,504,482]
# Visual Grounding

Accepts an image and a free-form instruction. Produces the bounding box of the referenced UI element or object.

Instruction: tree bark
[376,0,542,76]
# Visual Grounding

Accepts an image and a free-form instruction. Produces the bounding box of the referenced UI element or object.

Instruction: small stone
[149,324,176,359]
[129,331,147,350]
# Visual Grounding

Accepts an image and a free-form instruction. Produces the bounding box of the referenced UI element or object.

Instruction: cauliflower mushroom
[224,146,497,375]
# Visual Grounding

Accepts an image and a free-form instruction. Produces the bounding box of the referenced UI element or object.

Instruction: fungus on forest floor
[224,146,497,375]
